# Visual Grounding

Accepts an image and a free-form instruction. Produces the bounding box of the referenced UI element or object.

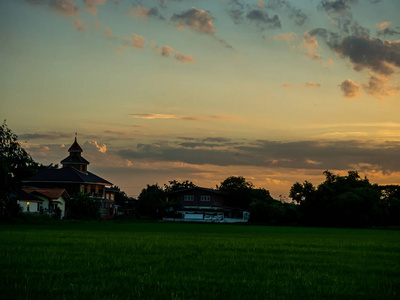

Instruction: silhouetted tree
[164,180,196,194]
[137,184,166,219]
[65,192,100,220]
[300,170,382,227]
[218,176,254,209]
[289,180,315,204]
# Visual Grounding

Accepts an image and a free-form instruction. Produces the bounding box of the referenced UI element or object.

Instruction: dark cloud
[246,9,281,30]
[117,139,400,173]
[318,0,357,15]
[265,0,308,26]
[228,0,245,24]
[330,36,400,75]
[378,26,400,37]
[19,132,72,140]
[340,79,361,98]
[170,7,215,35]
[203,137,231,143]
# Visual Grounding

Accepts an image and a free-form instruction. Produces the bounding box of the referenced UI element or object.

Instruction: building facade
[25,137,116,219]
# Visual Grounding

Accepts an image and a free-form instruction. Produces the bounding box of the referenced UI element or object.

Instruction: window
[184,195,194,201]
[201,195,211,201]
[27,202,30,212]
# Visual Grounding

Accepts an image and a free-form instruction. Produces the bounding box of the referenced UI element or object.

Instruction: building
[171,187,250,223]
[25,137,116,219]
[12,188,69,219]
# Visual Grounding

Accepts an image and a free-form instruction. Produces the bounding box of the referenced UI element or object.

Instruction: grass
[0,221,399,299]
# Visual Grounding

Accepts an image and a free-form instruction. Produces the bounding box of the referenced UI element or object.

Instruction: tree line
[1,121,399,227]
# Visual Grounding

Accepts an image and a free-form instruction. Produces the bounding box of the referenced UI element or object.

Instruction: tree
[289,180,315,204]
[137,184,166,219]
[164,180,196,194]
[0,121,37,219]
[218,176,255,209]
[300,170,382,227]
[66,192,100,220]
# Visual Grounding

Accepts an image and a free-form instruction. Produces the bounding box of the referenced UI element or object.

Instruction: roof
[10,190,44,202]
[60,155,90,165]
[23,188,70,200]
[26,166,112,186]
[173,187,225,195]
[68,138,83,152]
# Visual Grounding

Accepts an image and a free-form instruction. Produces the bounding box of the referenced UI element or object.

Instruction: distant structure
[25,136,116,219]
[170,187,250,223]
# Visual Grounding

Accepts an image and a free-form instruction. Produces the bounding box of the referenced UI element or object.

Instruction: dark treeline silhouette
[293,171,400,227]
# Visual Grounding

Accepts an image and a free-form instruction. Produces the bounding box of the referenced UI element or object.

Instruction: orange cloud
[132,33,146,49]
[73,19,87,31]
[341,79,361,98]
[282,83,292,88]
[84,0,105,16]
[300,82,321,88]
[175,52,195,63]
[273,32,298,44]
[49,0,78,17]
[362,73,400,100]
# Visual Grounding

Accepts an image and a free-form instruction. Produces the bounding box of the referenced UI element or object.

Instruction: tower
[60,135,89,174]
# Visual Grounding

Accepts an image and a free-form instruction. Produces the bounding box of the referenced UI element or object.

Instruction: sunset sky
[1,0,400,198]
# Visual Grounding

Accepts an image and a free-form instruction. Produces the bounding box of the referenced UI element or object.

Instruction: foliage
[164,180,196,194]
[65,192,100,220]
[289,180,315,204]
[0,121,35,219]
[137,184,166,219]
[300,170,384,227]
[110,185,129,207]
[218,176,255,209]
[0,121,57,219]
[1,223,399,299]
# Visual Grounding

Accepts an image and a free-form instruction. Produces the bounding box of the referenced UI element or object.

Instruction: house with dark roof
[11,188,70,219]
[171,187,250,223]
[24,137,116,219]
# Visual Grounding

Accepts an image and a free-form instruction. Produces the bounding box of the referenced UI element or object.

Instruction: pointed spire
[68,133,83,152]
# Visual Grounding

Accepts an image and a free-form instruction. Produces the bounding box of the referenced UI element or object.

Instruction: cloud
[73,19,87,31]
[153,44,195,63]
[88,140,107,153]
[159,45,174,57]
[376,22,400,36]
[127,5,164,20]
[341,79,361,98]
[132,33,146,49]
[84,0,105,15]
[104,26,113,37]
[174,52,195,63]
[116,139,400,173]
[318,0,356,16]
[282,83,292,88]
[48,0,79,16]
[273,32,298,44]
[301,30,324,60]
[129,114,202,121]
[331,36,400,75]
[170,7,215,35]
[300,82,321,88]
[19,132,72,140]
[362,73,400,99]
[246,9,281,30]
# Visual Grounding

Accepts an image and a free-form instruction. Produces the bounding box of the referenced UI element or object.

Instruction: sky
[1,0,400,199]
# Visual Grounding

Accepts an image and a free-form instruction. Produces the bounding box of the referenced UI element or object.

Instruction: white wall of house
[18,201,41,213]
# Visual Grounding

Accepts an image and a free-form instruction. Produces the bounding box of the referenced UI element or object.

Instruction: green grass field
[1,222,399,299]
